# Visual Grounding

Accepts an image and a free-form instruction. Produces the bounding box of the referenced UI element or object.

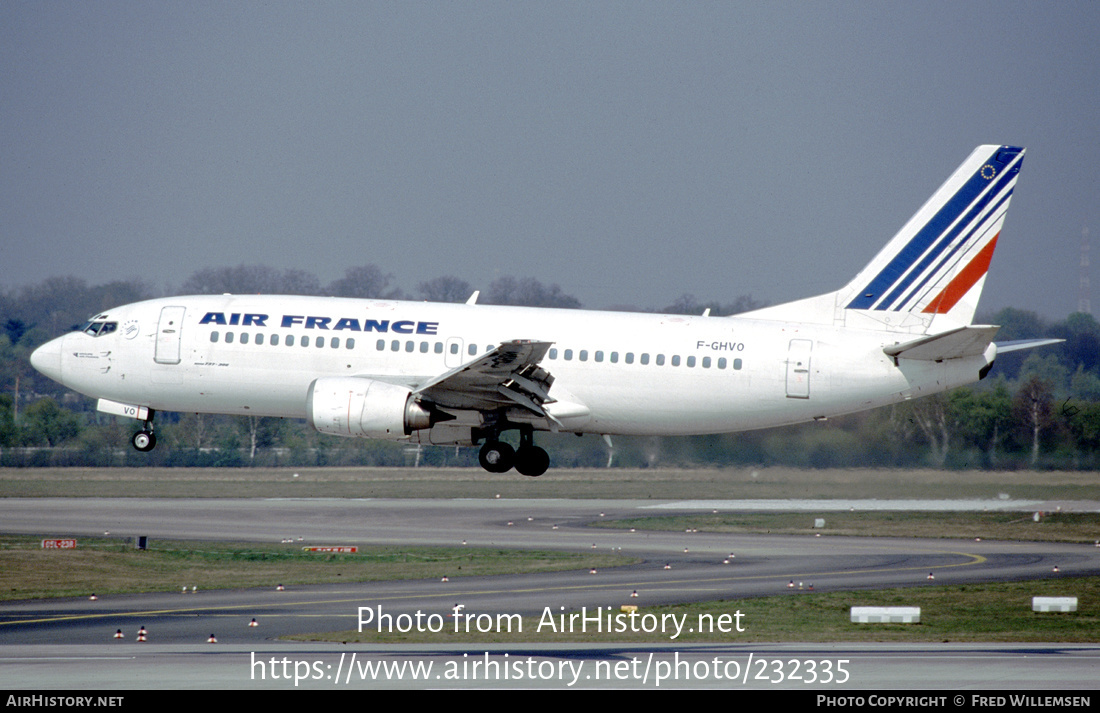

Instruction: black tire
[514,445,550,477]
[478,441,515,473]
[132,430,156,452]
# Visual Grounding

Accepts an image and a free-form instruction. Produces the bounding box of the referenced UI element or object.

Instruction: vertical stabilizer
[838,145,1024,330]
[738,145,1025,332]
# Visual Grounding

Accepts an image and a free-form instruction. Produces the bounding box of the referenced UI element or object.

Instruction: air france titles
[198,312,438,335]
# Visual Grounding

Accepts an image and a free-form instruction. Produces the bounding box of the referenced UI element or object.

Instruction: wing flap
[414,340,556,414]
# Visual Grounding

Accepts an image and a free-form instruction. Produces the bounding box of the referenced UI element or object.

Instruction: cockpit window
[81,320,118,337]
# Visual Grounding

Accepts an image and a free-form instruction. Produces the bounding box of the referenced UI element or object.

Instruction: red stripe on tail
[922,234,999,314]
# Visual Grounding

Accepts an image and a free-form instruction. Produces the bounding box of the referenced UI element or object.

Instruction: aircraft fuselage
[32,293,986,438]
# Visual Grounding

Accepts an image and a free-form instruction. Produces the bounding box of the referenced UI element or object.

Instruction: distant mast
[1080,226,1091,315]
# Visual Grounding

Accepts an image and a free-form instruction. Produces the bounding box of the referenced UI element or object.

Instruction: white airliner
[30,145,1058,476]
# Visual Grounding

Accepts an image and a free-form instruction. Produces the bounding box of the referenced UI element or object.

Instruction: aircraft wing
[413,340,557,417]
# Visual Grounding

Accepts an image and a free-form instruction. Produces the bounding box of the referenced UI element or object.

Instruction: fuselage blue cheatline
[30,145,1060,476]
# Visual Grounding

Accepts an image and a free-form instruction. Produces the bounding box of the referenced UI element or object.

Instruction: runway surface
[2,497,1099,690]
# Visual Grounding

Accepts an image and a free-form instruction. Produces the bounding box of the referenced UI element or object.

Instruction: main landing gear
[478,426,550,477]
[130,411,157,452]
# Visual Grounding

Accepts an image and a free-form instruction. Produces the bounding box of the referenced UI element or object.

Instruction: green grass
[4,465,1100,500]
[0,535,633,601]
[296,576,1100,644]
[595,511,1100,544]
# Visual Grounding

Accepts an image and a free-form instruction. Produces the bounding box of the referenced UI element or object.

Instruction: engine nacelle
[306,377,431,440]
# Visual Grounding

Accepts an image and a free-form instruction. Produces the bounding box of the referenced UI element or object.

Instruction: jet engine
[306,377,432,439]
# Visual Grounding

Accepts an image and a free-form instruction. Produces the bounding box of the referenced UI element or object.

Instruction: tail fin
[739,145,1024,333]
[839,144,1024,328]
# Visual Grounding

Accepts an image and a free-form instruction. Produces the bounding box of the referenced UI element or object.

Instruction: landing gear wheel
[514,445,550,477]
[132,430,156,452]
[479,441,515,473]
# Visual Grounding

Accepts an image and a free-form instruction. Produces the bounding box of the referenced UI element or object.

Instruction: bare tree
[326,265,404,299]
[418,276,473,303]
[181,265,321,295]
[484,277,581,308]
[1013,375,1055,467]
[907,394,951,468]
[662,293,766,317]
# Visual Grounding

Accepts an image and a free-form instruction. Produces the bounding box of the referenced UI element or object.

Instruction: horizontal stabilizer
[883,325,999,361]
[994,338,1064,354]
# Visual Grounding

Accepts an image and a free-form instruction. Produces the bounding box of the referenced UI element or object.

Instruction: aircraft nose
[30,336,65,383]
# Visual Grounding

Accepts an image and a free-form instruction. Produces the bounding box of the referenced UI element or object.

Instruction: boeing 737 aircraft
[30,145,1058,476]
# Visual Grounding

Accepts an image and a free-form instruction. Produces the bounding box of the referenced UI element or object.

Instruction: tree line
[2,267,1098,469]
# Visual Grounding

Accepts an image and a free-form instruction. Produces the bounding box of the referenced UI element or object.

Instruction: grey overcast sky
[2,2,1098,318]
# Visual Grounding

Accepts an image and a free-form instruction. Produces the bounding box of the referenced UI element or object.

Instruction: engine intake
[306,377,431,439]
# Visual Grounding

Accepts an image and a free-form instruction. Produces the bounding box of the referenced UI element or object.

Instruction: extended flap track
[499,365,556,416]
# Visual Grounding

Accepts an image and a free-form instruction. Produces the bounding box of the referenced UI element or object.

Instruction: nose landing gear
[131,430,156,452]
[130,411,157,452]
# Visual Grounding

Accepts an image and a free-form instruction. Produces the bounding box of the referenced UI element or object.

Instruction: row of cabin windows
[208,332,489,354]
[206,331,742,369]
[209,331,473,354]
[547,347,741,370]
[210,331,356,349]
